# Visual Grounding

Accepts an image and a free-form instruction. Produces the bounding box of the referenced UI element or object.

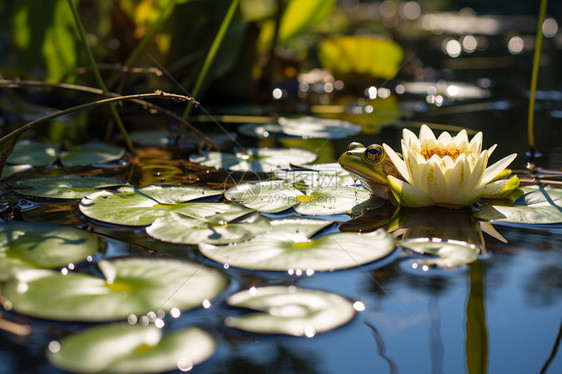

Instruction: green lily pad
[189,148,318,172]
[146,212,271,245]
[79,185,231,226]
[475,186,562,224]
[294,185,371,215]
[6,141,126,167]
[224,180,302,213]
[60,142,126,166]
[238,116,361,139]
[6,140,59,166]
[199,228,396,272]
[1,164,33,179]
[225,286,356,336]
[14,176,129,199]
[0,222,99,282]
[2,257,228,321]
[399,238,480,269]
[225,180,371,215]
[265,218,333,241]
[48,324,216,374]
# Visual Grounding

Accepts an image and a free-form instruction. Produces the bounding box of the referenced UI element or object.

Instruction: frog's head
[338,142,401,199]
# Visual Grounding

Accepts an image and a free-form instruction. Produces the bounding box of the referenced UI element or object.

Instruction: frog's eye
[364,144,385,163]
[346,142,364,151]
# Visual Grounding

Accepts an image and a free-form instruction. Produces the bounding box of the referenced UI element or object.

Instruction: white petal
[468,150,489,190]
[387,176,435,207]
[402,128,420,149]
[486,144,497,158]
[481,153,517,185]
[441,156,455,178]
[406,149,423,185]
[436,131,453,146]
[421,157,448,201]
[383,143,410,183]
[453,129,468,146]
[468,132,483,154]
[419,124,436,142]
[446,187,484,206]
[445,154,470,201]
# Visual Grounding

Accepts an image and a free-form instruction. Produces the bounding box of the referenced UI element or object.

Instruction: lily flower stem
[527,0,548,166]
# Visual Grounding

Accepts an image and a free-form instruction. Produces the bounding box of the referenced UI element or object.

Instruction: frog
[338,142,402,200]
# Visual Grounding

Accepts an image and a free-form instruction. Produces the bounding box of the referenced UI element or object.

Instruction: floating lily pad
[0,222,99,282]
[6,140,58,166]
[225,286,356,336]
[265,218,333,241]
[79,185,231,226]
[60,142,126,166]
[199,228,396,272]
[2,257,228,321]
[1,164,33,179]
[400,238,480,269]
[48,324,216,373]
[294,186,371,215]
[224,180,302,213]
[189,148,317,172]
[6,141,126,167]
[238,116,361,139]
[225,180,371,215]
[14,176,129,199]
[475,186,562,224]
[146,212,271,245]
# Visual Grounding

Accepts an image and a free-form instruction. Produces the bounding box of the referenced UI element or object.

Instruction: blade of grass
[67,0,134,152]
[181,0,240,122]
[527,0,548,167]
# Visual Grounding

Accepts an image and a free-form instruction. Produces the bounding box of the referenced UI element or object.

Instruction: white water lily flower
[382,125,519,207]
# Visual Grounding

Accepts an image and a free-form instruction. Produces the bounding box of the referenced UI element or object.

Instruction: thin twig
[0,79,211,148]
[0,91,194,146]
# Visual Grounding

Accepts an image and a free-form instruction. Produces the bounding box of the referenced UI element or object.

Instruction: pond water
[1,5,562,374]
[1,98,561,374]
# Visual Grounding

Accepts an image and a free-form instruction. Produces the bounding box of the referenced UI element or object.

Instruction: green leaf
[199,228,396,272]
[238,116,361,139]
[0,222,98,282]
[189,148,317,172]
[146,212,271,245]
[14,176,129,199]
[6,140,59,166]
[48,324,216,373]
[318,36,404,80]
[294,185,371,215]
[60,142,126,166]
[79,185,229,226]
[475,186,562,224]
[224,180,301,213]
[2,257,228,321]
[225,286,356,336]
[400,238,480,269]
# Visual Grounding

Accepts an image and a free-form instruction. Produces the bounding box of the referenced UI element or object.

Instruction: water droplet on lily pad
[225,286,356,336]
[199,227,396,272]
[2,257,228,321]
[47,324,216,373]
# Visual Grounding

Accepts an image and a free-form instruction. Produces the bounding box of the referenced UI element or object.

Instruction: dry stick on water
[0,79,212,149]
[527,0,548,170]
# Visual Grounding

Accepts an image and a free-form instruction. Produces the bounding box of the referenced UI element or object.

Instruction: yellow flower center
[421,147,468,162]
